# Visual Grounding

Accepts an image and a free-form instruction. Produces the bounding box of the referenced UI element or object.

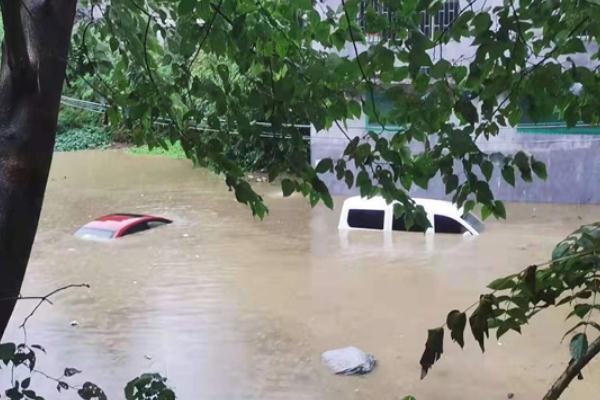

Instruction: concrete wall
[312,125,600,204]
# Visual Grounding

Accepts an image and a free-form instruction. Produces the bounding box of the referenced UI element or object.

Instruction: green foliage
[419,328,444,379]
[57,107,103,134]
[0,342,175,400]
[124,374,175,400]
[421,223,600,378]
[446,310,466,348]
[128,141,187,159]
[56,106,124,151]
[71,0,593,219]
[55,127,112,152]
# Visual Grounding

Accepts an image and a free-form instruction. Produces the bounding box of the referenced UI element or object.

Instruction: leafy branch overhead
[420,223,600,400]
[69,0,592,218]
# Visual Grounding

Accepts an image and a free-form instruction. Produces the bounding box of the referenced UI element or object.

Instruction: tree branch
[14,283,90,330]
[543,335,600,400]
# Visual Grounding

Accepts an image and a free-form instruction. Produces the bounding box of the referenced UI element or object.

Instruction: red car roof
[80,214,171,238]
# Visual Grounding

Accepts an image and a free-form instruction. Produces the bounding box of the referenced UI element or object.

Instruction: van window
[392,216,426,232]
[434,215,466,234]
[347,209,385,230]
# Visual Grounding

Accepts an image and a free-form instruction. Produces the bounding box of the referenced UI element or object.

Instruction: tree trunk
[543,336,600,400]
[0,0,76,339]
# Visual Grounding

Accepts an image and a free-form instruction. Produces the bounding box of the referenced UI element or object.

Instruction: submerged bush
[55,127,112,152]
[128,141,187,159]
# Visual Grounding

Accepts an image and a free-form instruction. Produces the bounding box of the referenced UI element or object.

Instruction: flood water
[4,150,600,399]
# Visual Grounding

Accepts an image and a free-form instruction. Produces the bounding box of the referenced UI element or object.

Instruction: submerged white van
[338,196,484,236]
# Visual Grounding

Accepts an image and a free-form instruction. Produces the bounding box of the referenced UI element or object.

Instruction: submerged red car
[74,213,172,240]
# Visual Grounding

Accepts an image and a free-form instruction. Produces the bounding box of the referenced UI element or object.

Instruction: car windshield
[75,227,115,240]
[462,212,485,233]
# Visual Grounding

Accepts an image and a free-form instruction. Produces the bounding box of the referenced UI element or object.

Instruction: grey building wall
[311,0,600,204]
[312,127,600,204]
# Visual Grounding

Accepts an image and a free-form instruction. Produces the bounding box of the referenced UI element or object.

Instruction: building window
[359,0,395,43]
[358,1,460,41]
[432,1,460,35]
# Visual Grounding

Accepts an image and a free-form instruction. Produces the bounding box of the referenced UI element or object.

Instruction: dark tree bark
[0,0,77,338]
[543,335,600,400]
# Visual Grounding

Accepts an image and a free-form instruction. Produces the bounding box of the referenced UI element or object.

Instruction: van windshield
[462,212,485,233]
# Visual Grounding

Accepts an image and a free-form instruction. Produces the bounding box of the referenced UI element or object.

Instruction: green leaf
[552,242,571,260]
[217,64,230,84]
[455,97,479,125]
[419,327,444,379]
[531,160,547,180]
[65,368,82,377]
[480,160,493,181]
[444,174,459,194]
[281,179,295,197]
[562,38,587,54]
[514,151,532,182]
[31,344,46,354]
[446,310,467,348]
[469,295,494,352]
[348,100,362,118]
[501,165,515,186]
[493,200,506,219]
[569,304,592,319]
[78,382,107,400]
[0,343,15,364]
[523,265,537,296]
[496,318,522,339]
[321,191,334,209]
[487,276,516,291]
[430,59,451,79]
[569,333,588,362]
[481,205,492,220]
[178,0,197,14]
[309,191,319,207]
[344,170,354,189]
[315,158,333,174]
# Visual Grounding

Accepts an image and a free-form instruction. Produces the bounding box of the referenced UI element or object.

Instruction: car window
[462,212,485,233]
[392,216,426,232]
[347,209,385,230]
[147,220,169,229]
[122,222,150,237]
[434,215,466,234]
[75,227,115,239]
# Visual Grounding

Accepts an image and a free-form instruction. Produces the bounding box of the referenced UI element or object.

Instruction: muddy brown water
[4,150,600,399]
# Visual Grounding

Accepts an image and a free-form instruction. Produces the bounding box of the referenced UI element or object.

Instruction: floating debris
[322,346,376,375]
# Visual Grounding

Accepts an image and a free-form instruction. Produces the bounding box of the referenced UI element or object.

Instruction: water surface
[5,150,600,399]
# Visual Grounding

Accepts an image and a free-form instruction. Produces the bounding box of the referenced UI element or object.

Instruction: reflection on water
[4,150,600,399]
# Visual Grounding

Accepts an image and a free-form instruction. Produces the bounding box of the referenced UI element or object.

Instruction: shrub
[57,106,103,134]
[55,126,112,152]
